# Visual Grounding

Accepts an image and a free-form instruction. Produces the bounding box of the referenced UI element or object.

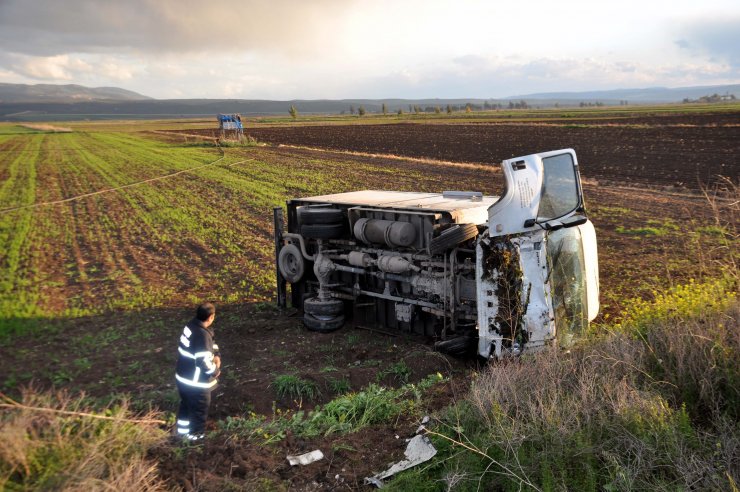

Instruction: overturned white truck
[273,149,599,359]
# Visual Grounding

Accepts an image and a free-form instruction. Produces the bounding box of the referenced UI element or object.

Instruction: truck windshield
[547,226,588,346]
[537,153,579,221]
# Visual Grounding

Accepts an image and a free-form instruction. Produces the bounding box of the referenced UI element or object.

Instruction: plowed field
[246,123,737,189]
[180,108,740,190]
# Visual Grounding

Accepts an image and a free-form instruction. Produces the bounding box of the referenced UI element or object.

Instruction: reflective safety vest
[175,319,218,389]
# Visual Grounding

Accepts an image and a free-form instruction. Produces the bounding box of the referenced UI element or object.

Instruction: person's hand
[214,355,221,369]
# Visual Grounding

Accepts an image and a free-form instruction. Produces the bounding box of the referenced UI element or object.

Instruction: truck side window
[538,153,579,221]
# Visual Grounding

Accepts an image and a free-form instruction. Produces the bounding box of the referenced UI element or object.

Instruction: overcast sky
[0,0,738,99]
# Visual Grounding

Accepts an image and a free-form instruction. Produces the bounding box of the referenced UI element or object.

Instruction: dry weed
[0,388,170,491]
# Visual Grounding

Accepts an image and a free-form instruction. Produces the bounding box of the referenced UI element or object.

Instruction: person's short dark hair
[196,302,216,321]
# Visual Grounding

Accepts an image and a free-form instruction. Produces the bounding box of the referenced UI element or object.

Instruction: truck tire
[300,223,346,240]
[278,243,305,283]
[435,335,477,357]
[304,313,345,333]
[299,208,345,225]
[304,297,344,317]
[429,223,478,255]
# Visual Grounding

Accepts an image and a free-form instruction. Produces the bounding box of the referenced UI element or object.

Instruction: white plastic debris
[365,435,437,487]
[287,449,324,466]
[416,415,431,434]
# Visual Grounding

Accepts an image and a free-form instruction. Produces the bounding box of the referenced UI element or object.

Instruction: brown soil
[176,111,739,190]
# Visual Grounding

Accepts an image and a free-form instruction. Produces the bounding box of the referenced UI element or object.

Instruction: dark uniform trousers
[176,381,212,438]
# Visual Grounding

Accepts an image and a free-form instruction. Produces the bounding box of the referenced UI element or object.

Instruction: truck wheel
[429,223,478,255]
[299,208,345,225]
[304,313,345,333]
[300,223,346,240]
[278,243,305,283]
[304,297,344,317]
[435,335,477,357]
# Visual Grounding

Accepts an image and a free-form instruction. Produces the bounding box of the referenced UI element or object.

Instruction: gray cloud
[676,17,740,67]
[0,0,351,57]
[350,55,738,99]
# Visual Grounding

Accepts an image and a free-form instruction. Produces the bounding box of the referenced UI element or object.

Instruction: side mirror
[543,220,564,231]
[561,214,588,228]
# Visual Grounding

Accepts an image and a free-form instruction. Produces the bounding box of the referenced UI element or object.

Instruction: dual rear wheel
[303,297,345,333]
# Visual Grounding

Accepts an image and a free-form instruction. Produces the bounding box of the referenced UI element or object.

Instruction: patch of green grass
[612,277,736,334]
[271,374,319,401]
[616,219,680,237]
[616,225,667,236]
[49,370,74,385]
[377,361,411,384]
[2,373,18,391]
[647,218,680,231]
[594,205,632,216]
[72,357,92,371]
[219,374,445,443]
[695,224,729,236]
[327,377,351,395]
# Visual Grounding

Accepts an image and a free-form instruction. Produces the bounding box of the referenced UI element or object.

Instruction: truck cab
[274,149,598,358]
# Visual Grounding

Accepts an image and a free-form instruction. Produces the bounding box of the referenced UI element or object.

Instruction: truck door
[476,149,598,358]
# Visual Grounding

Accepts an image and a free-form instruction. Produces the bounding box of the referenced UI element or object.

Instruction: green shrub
[327,377,351,395]
[270,374,319,401]
[376,361,411,384]
[613,277,736,334]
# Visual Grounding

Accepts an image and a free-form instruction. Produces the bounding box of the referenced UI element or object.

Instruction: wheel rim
[285,253,299,275]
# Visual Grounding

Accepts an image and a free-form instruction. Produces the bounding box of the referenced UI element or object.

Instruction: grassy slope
[385,280,738,492]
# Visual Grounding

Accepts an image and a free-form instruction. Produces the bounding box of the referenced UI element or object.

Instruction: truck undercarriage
[274,149,599,359]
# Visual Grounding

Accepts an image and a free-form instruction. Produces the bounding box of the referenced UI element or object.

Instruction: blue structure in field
[217,113,244,138]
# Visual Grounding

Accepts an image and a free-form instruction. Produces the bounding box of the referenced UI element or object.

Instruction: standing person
[175,302,221,440]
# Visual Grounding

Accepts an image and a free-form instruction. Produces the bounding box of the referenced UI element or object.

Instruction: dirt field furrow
[177,116,740,190]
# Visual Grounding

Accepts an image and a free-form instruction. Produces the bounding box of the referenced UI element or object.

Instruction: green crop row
[0,131,450,337]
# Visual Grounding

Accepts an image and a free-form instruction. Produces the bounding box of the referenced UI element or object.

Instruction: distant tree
[508,101,514,109]
[350,105,355,115]
[358,105,366,116]
[434,106,441,114]
[289,104,298,119]
[413,105,420,114]
[397,108,403,115]
[382,103,387,115]
[446,104,452,114]
[465,103,472,113]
